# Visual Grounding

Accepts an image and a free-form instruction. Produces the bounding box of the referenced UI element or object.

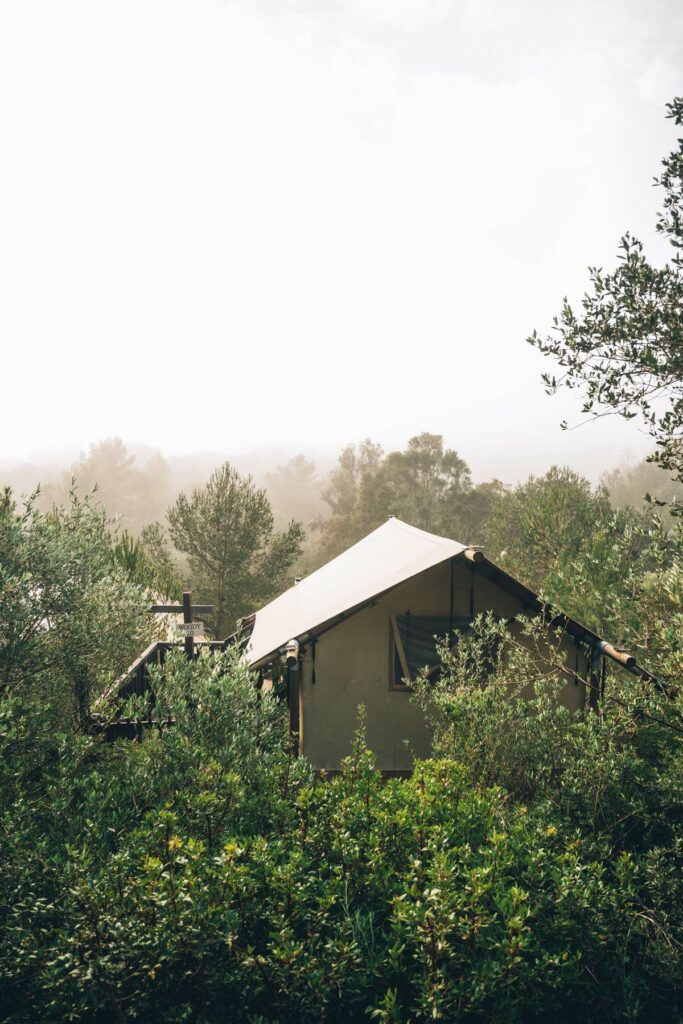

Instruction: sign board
[175,622,204,637]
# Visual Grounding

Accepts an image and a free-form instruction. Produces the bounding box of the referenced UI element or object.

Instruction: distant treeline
[1,434,678,544]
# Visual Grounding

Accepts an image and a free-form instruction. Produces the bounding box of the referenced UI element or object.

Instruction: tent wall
[298,559,590,773]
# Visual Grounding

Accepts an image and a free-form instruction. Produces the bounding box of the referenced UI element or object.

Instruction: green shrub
[1,649,682,1022]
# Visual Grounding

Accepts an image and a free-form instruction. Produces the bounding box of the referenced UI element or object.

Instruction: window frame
[389,612,473,690]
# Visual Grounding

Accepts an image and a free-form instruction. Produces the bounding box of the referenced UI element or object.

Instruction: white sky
[1,0,682,482]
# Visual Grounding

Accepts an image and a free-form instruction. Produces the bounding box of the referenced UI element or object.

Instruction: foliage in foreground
[0,487,155,742]
[1,644,683,1024]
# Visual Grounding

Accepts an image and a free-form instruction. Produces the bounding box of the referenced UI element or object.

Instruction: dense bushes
[2,484,683,1022]
[419,614,683,842]
[1,646,683,1023]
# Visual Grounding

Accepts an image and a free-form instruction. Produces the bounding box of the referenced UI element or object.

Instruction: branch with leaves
[529,98,683,505]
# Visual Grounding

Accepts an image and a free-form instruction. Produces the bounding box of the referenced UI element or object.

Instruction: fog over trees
[0,433,678,640]
[2,435,678,533]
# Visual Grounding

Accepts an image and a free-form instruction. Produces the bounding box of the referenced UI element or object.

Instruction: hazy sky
[1,0,682,481]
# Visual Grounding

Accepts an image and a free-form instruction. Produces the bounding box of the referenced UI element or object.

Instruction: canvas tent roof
[246,518,467,668]
[244,517,656,684]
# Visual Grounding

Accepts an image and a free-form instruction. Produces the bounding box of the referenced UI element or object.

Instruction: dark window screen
[394,613,472,683]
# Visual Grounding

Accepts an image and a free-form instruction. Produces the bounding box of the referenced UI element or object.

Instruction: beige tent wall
[299,559,590,772]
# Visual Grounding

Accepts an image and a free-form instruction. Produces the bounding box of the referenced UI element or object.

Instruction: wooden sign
[149,592,214,660]
[175,622,204,637]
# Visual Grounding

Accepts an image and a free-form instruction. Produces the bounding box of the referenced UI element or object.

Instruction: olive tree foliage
[529,98,683,508]
[167,462,304,638]
[0,486,155,763]
[540,513,682,656]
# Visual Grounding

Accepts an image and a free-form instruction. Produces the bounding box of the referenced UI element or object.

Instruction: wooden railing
[116,640,172,700]
[97,639,229,740]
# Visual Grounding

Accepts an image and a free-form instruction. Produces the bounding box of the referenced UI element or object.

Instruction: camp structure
[244,517,642,774]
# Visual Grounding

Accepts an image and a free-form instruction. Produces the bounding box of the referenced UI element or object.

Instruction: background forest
[0,432,679,640]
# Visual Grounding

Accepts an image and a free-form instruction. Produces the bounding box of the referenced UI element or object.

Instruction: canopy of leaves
[529,98,683,503]
[603,456,682,515]
[112,526,182,601]
[479,465,682,653]
[265,454,326,530]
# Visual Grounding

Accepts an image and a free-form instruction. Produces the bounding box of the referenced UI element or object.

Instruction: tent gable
[246,518,467,668]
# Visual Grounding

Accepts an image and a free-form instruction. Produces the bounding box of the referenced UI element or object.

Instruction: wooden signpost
[149,592,214,660]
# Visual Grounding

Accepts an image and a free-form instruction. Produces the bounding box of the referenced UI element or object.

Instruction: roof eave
[459,550,659,684]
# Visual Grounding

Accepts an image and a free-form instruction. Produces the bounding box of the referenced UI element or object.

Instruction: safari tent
[244,517,641,773]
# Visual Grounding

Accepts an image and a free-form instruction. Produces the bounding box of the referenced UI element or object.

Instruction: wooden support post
[287,665,300,756]
[183,591,194,661]
[588,645,601,714]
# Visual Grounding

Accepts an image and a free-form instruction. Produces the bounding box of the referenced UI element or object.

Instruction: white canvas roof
[246,517,467,668]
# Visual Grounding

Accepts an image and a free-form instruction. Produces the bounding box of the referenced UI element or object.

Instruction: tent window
[391,612,472,687]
